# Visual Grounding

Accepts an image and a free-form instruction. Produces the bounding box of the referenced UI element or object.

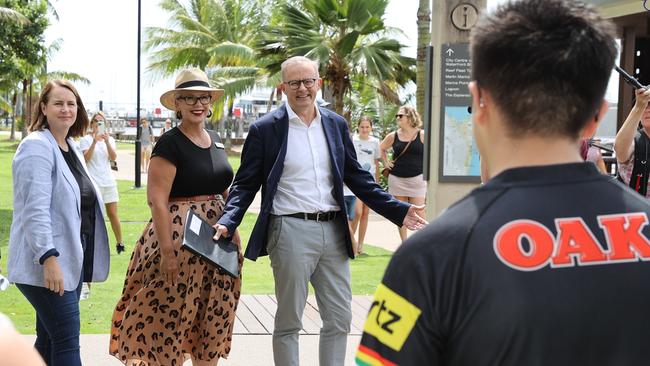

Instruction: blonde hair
[399,105,422,128]
[90,111,105,124]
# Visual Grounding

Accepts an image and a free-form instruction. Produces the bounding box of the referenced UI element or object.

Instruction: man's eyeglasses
[284,78,317,90]
[395,114,405,119]
[176,95,212,105]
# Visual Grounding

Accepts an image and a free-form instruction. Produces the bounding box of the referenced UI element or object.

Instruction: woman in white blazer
[8,80,110,366]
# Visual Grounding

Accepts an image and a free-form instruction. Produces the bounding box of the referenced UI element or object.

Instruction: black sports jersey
[357,163,650,366]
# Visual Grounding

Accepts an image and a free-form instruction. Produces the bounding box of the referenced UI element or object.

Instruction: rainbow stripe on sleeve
[355,345,397,366]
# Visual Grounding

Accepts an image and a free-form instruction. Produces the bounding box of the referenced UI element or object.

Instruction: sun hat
[159,68,224,110]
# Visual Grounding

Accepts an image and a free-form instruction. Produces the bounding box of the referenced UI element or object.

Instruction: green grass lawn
[0,139,391,333]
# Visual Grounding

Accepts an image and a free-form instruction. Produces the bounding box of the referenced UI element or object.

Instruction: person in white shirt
[160,118,173,137]
[214,56,426,366]
[349,117,381,254]
[79,112,123,254]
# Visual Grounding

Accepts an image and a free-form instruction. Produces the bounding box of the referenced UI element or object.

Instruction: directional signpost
[426,0,486,217]
[438,43,480,182]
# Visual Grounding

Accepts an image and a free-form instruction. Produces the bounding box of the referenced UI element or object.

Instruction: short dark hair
[470,0,617,138]
[30,80,89,138]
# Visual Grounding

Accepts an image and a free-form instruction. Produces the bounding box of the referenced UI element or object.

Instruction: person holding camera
[79,112,124,259]
[614,87,650,197]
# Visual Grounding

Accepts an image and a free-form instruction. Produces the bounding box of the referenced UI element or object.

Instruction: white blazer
[8,129,110,291]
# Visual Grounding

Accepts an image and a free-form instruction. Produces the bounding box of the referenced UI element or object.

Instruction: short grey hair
[280,56,320,81]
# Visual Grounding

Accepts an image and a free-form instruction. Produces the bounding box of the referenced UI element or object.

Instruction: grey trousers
[267,215,352,366]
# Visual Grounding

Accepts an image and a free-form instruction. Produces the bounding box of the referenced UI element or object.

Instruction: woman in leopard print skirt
[110,69,242,366]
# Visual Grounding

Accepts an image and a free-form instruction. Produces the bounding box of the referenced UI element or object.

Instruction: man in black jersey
[357,1,650,365]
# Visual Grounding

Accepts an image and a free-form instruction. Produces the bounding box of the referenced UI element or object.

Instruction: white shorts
[99,185,119,204]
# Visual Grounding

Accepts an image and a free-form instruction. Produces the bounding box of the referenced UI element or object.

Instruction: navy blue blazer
[218,105,410,260]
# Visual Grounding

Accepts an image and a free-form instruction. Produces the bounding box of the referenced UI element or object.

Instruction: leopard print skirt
[109,197,243,366]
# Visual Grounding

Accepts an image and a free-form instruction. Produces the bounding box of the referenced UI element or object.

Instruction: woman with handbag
[380,105,427,241]
[109,68,241,366]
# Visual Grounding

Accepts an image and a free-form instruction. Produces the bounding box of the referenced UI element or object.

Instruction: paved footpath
[22,334,362,365]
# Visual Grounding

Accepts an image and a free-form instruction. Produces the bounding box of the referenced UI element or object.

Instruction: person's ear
[581,100,608,139]
[469,82,488,125]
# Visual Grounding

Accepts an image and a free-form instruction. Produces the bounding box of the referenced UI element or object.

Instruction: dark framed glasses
[395,114,405,119]
[176,95,212,105]
[284,78,317,90]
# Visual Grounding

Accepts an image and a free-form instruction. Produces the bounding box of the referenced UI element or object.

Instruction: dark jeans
[16,264,83,365]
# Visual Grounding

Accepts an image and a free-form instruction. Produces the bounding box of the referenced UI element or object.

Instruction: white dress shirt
[271,103,341,215]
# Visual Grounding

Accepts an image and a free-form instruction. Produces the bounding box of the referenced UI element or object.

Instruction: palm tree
[144,0,275,121]
[416,0,431,117]
[0,6,28,123]
[258,0,416,118]
[9,38,89,140]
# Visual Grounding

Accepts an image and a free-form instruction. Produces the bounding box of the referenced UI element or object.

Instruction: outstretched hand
[402,204,427,231]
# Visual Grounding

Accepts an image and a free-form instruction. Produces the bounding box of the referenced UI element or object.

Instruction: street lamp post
[135,0,142,188]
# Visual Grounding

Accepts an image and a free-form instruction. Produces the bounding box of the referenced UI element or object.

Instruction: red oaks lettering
[494,213,650,271]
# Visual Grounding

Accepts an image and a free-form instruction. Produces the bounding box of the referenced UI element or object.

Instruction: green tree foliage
[0,0,49,140]
[145,0,276,122]
[0,1,47,75]
[258,0,416,119]
[0,6,28,24]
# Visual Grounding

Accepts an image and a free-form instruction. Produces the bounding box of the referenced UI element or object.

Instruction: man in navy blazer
[215,56,426,366]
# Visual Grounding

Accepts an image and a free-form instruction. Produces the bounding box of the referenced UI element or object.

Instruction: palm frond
[205,42,256,66]
[46,71,90,85]
[0,7,29,24]
[0,96,13,114]
[209,66,261,78]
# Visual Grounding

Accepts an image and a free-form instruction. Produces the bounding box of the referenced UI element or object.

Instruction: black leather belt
[283,211,340,222]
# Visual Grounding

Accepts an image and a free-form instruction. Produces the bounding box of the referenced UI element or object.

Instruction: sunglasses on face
[396,114,405,119]
[176,95,212,106]
[284,78,317,90]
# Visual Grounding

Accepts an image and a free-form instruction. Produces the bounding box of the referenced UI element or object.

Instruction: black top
[390,131,423,177]
[60,143,97,236]
[358,163,650,366]
[152,127,234,197]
